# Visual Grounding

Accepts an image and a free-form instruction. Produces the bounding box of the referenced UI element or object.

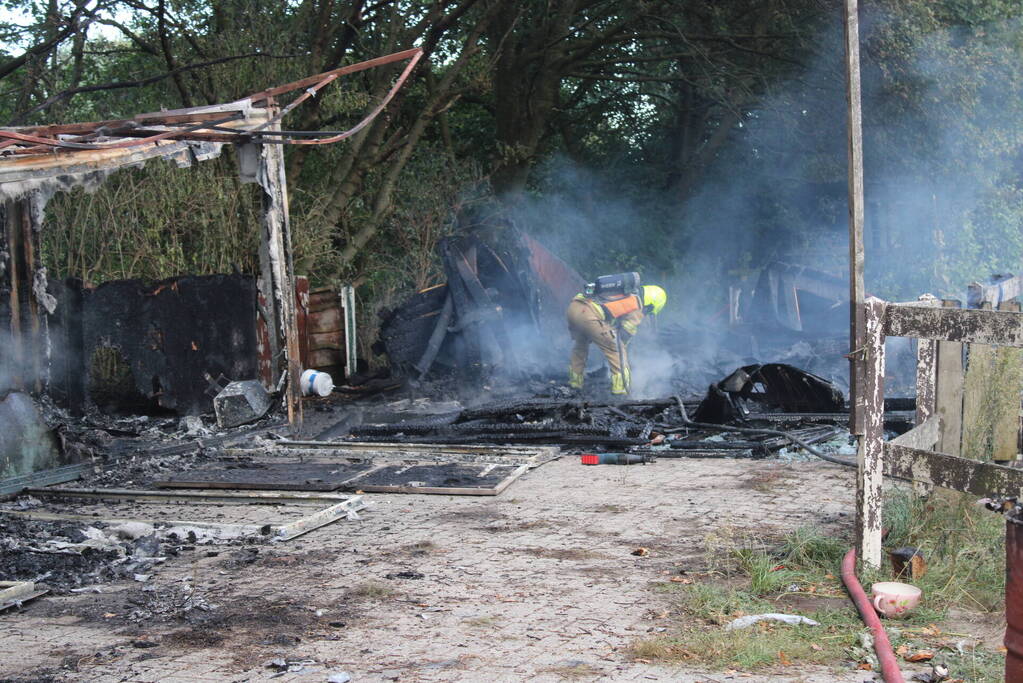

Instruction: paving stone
[0,457,871,682]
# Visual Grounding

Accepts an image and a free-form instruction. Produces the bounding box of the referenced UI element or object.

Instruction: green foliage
[41,153,262,283]
[883,488,1005,612]
[4,0,1021,344]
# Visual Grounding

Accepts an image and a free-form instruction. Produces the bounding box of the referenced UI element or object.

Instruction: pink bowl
[870,581,922,618]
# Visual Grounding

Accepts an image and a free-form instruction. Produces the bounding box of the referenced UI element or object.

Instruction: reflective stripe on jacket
[573,292,642,320]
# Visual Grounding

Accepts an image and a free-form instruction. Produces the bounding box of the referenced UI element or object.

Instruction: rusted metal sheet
[885,302,1023,347]
[1006,515,1023,682]
[856,297,886,569]
[520,232,585,316]
[884,443,1023,497]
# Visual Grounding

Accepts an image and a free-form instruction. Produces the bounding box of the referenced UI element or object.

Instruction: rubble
[0,516,159,594]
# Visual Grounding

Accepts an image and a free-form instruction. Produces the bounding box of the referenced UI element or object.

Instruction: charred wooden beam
[248,115,302,431]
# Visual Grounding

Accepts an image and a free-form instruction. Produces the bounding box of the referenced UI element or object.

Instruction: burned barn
[0,15,1022,683]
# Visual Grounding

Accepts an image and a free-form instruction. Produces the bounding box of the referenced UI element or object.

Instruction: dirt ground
[1,456,887,682]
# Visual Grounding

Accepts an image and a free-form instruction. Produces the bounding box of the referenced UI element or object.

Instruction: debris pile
[0,515,162,593]
[375,230,583,384]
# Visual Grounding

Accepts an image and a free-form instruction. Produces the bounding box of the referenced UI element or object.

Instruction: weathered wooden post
[845,0,866,440]
[253,115,303,431]
[858,297,886,568]
[844,0,883,567]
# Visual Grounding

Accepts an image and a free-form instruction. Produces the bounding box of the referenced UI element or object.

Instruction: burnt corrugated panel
[82,274,258,415]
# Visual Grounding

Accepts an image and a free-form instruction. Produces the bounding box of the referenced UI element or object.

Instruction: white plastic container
[300,369,334,397]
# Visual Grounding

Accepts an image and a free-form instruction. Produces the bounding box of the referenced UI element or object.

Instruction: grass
[539,661,605,679]
[631,493,1007,680]
[347,581,397,600]
[881,487,1005,613]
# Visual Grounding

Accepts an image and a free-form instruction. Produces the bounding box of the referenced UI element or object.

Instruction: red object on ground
[580,454,599,465]
[840,547,904,683]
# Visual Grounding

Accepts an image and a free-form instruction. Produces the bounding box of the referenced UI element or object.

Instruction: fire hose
[841,547,905,683]
[671,396,857,468]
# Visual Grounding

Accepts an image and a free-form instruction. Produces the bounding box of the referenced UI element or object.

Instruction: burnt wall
[81,274,258,415]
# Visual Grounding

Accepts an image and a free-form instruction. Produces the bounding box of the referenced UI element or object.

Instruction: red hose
[841,547,905,683]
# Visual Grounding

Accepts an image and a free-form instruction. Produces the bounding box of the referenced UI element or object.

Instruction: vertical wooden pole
[915,295,939,426]
[858,297,886,569]
[845,0,866,437]
[936,299,964,457]
[255,117,303,431]
[341,284,357,379]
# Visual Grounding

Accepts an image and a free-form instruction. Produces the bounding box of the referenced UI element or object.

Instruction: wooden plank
[233,448,548,468]
[275,440,558,456]
[155,462,377,491]
[0,510,269,538]
[0,581,48,611]
[856,297,885,569]
[0,462,89,497]
[784,282,802,331]
[994,300,1023,463]
[26,487,353,505]
[272,496,366,541]
[967,275,1023,309]
[889,416,939,450]
[962,302,999,462]
[352,464,529,496]
[341,284,357,379]
[936,300,965,457]
[845,0,866,436]
[885,302,1023,347]
[0,581,39,602]
[884,443,1023,498]
[916,336,937,425]
[912,296,940,440]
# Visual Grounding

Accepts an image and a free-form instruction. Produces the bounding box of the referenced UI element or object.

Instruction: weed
[733,547,802,595]
[636,508,1006,677]
[883,488,1004,612]
[347,581,397,600]
[404,540,438,553]
[540,661,604,679]
[778,526,847,572]
[742,466,796,494]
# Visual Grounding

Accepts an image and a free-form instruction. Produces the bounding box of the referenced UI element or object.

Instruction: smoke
[495,9,1023,396]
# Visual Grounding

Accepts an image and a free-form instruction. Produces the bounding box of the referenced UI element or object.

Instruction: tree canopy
[2,0,1021,333]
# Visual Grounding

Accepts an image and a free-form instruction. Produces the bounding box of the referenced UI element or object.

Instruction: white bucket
[300,369,334,397]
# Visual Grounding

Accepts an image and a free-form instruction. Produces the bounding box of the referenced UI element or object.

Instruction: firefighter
[566,284,668,395]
